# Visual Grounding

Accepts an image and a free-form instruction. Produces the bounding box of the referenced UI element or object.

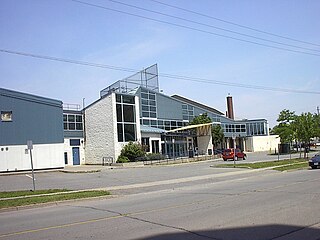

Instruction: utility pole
[317,106,319,115]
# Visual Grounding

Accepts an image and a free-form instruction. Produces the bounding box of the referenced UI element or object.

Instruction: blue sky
[1,0,319,127]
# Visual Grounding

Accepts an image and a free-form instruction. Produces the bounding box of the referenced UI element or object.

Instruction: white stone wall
[0,143,64,172]
[85,94,117,164]
[63,138,85,165]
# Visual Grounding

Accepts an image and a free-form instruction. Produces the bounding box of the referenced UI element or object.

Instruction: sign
[27,140,33,150]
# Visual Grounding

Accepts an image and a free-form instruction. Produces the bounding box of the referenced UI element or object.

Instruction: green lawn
[0,189,110,209]
[215,159,308,171]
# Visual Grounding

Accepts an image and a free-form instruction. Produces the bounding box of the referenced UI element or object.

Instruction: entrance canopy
[167,122,220,136]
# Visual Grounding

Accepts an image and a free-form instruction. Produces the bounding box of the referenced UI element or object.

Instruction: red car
[222,148,246,161]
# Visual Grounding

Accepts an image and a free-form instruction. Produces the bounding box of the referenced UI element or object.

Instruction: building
[84,64,274,164]
[63,105,85,165]
[0,88,64,172]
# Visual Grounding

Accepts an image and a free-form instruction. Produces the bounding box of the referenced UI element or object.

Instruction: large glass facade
[116,94,137,142]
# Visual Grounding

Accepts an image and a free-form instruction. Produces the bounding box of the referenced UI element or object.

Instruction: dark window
[116,94,121,103]
[68,123,75,130]
[142,106,149,111]
[142,112,149,117]
[123,105,135,122]
[117,124,123,142]
[142,137,150,152]
[76,123,83,130]
[63,115,67,121]
[122,95,135,104]
[124,124,136,141]
[149,94,155,100]
[150,112,156,118]
[68,115,75,122]
[141,93,148,99]
[70,139,80,146]
[64,123,68,130]
[116,104,122,122]
[64,152,68,164]
[76,115,82,122]
[143,119,150,125]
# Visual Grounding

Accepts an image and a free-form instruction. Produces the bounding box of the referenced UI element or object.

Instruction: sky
[0,0,319,128]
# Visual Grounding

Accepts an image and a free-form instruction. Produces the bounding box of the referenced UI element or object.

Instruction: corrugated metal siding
[0,89,63,145]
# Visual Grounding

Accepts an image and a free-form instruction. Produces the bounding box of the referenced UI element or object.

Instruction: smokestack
[226,95,234,119]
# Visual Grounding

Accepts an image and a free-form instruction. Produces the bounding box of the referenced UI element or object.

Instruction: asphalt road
[0,151,313,192]
[1,168,320,240]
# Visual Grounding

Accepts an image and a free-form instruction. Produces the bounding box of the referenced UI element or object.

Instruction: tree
[271,109,296,143]
[118,142,145,162]
[294,112,317,158]
[212,124,224,148]
[188,113,212,125]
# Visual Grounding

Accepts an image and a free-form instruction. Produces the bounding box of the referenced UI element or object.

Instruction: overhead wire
[150,0,320,48]
[105,0,320,53]
[70,0,320,57]
[1,48,319,95]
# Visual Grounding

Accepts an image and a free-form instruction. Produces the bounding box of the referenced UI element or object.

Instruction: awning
[167,122,220,133]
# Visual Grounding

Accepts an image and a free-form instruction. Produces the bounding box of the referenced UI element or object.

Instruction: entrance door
[151,140,159,153]
[72,147,80,165]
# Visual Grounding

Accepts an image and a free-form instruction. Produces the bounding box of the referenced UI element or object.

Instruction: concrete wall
[245,135,280,152]
[0,143,64,172]
[85,94,116,164]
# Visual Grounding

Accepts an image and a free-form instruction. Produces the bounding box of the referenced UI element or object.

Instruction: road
[1,167,320,239]
[0,151,312,192]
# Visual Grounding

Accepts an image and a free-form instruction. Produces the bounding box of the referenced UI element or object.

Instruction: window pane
[116,94,121,103]
[142,105,149,111]
[69,123,75,130]
[76,115,82,122]
[63,115,67,121]
[149,100,156,106]
[122,95,135,104]
[142,112,149,117]
[76,123,83,130]
[124,124,136,142]
[117,124,123,142]
[141,93,148,99]
[64,123,68,130]
[123,105,135,122]
[142,99,148,105]
[68,115,75,122]
[116,104,122,122]
[149,94,155,100]
[143,119,150,125]
[150,106,156,112]
[150,112,156,118]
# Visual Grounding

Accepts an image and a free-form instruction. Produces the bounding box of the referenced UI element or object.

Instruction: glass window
[76,115,82,122]
[68,123,75,130]
[151,120,157,126]
[149,94,155,100]
[142,105,149,111]
[142,99,149,105]
[116,94,121,103]
[64,123,68,130]
[150,112,156,118]
[124,124,136,141]
[70,139,80,146]
[142,112,150,117]
[76,123,83,130]
[150,106,156,112]
[149,100,156,106]
[122,95,135,104]
[141,93,148,99]
[68,115,75,122]
[182,105,187,110]
[63,115,67,121]
[143,119,150,125]
[116,104,122,122]
[123,105,135,122]
[117,123,123,142]
[158,120,163,125]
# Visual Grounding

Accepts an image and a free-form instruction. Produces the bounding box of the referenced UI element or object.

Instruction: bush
[120,142,145,162]
[117,155,129,163]
[146,153,164,161]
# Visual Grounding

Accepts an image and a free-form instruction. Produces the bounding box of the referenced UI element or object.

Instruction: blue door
[72,147,80,165]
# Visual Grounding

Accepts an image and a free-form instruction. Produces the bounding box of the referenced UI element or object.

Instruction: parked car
[222,148,246,161]
[309,153,320,169]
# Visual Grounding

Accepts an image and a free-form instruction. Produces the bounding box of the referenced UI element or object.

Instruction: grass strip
[273,162,309,171]
[0,190,110,209]
[0,189,71,199]
[215,159,308,171]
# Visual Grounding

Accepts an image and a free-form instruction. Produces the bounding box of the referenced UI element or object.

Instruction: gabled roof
[171,95,224,115]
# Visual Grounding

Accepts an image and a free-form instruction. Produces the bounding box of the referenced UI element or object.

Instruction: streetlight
[172,138,175,161]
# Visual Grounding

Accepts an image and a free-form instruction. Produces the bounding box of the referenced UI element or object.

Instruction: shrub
[117,155,129,163]
[120,142,145,162]
[146,153,164,161]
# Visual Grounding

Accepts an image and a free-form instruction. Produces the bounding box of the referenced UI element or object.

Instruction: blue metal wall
[0,88,63,145]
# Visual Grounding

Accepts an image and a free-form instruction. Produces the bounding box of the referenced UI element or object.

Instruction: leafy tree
[212,125,224,147]
[118,142,145,162]
[189,113,212,125]
[271,109,296,143]
[294,112,316,149]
